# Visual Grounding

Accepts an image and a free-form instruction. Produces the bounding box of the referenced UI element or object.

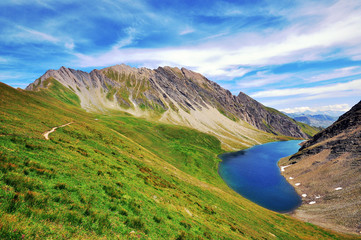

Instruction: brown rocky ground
[279,101,361,235]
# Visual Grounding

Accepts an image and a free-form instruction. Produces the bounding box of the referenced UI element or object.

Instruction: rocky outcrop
[290,101,361,162]
[26,64,309,148]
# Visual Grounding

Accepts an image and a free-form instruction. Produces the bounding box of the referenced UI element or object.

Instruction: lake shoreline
[218,140,303,213]
[278,155,358,235]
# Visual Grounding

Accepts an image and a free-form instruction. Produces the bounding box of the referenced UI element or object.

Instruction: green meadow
[0,81,357,239]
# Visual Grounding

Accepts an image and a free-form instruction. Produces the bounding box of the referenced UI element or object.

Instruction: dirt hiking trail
[43,122,73,140]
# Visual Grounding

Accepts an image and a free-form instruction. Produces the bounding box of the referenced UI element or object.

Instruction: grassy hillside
[0,82,357,239]
[296,121,322,137]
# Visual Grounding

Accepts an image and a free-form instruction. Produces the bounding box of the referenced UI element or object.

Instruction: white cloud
[74,1,361,79]
[281,104,351,114]
[259,89,360,110]
[251,79,361,98]
[195,66,250,80]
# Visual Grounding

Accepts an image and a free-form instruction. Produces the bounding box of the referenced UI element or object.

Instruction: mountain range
[26,65,311,150]
[285,113,338,128]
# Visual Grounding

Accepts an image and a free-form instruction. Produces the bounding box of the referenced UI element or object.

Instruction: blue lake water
[218,140,303,213]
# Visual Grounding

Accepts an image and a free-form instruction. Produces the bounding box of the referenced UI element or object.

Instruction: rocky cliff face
[26,64,308,149]
[291,101,361,163]
[281,101,361,234]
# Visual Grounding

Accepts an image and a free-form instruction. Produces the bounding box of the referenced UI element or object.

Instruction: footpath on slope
[43,122,73,140]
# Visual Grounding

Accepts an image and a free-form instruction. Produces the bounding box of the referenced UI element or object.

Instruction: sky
[0,0,360,114]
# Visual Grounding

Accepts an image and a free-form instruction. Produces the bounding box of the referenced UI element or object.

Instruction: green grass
[39,77,81,107]
[217,107,238,122]
[0,82,357,239]
[296,121,322,137]
[105,83,116,101]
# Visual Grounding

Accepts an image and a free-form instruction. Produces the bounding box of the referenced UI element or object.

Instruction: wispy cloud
[251,79,361,98]
[112,27,137,49]
[306,66,361,83]
[0,22,60,45]
[281,104,351,114]
[18,26,59,43]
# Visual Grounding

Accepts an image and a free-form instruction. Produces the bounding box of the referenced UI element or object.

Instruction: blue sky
[0,0,360,114]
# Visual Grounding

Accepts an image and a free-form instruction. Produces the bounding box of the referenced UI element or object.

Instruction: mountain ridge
[26,64,309,150]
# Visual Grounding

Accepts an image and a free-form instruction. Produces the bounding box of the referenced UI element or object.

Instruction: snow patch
[280,165,291,172]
